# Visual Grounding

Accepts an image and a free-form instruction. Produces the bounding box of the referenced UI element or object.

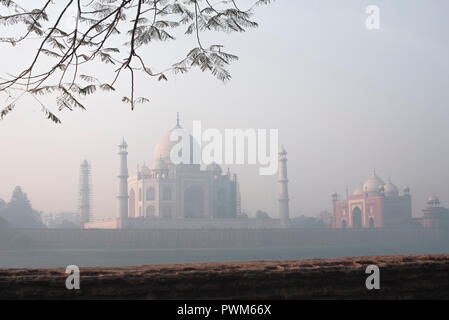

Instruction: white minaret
[278,146,290,227]
[117,139,129,221]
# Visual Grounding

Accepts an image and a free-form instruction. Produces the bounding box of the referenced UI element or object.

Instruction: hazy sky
[1,0,448,219]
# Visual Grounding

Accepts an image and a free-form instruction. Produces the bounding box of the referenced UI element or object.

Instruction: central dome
[362,174,385,194]
[153,123,186,163]
[153,114,200,165]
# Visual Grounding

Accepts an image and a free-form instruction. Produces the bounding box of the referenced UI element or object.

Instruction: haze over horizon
[1,0,448,220]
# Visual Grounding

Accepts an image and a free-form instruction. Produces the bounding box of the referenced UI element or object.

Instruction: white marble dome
[153,123,187,163]
[384,181,399,196]
[353,187,363,195]
[362,174,385,194]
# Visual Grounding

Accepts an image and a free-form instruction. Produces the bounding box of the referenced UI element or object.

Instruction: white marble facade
[126,116,239,220]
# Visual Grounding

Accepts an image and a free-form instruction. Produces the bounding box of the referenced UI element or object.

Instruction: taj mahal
[85,114,291,229]
[81,114,449,231]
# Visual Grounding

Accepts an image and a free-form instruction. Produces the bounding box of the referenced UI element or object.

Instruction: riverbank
[1,254,449,299]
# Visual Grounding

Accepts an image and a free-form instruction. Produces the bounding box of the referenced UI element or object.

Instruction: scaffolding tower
[234,174,242,217]
[79,159,92,224]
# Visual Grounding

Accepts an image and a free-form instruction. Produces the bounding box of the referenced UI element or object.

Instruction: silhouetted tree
[0,186,46,228]
[0,0,272,122]
[255,210,270,219]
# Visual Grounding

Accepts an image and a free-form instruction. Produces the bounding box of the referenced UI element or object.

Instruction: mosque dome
[353,187,363,195]
[384,181,399,197]
[206,162,222,174]
[362,174,385,194]
[427,195,440,207]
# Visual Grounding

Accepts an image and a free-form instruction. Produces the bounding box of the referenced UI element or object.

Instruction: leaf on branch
[80,75,99,83]
[79,85,97,96]
[100,84,115,91]
[135,97,149,104]
[0,102,15,120]
[99,52,115,64]
[41,107,61,124]
[41,48,62,58]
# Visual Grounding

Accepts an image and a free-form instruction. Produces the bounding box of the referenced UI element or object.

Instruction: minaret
[331,192,339,228]
[278,146,291,227]
[117,139,129,221]
[79,159,92,225]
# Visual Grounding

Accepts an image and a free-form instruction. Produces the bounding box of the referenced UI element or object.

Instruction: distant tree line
[254,209,331,228]
[0,186,46,228]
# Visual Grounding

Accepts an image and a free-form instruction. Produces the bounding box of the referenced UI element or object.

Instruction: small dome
[384,181,399,196]
[353,187,363,195]
[427,195,440,206]
[206,162,222,174]
[362,174,385,194]
[403,186,410,193]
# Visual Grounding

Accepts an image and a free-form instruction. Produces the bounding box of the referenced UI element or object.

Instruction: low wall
[2,254,449,299]
[84,218,283,229]
[16,227,446,249]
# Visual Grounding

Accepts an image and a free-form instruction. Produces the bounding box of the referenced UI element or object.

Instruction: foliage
[0,0,272,123]
[255,209,270,219]
[0,186,46,228]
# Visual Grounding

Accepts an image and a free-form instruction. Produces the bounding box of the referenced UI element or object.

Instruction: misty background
[1,0,448,221]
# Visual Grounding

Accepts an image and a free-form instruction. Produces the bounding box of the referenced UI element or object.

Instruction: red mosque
[332,173,412,228]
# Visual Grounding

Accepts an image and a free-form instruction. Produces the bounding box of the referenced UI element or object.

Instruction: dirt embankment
[1,254,449,299]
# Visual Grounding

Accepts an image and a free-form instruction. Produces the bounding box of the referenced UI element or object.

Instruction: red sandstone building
[332,173,412,228]
[416,196,449,228]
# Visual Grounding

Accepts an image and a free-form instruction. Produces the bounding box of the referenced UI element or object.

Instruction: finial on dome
[176,112,180,127]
